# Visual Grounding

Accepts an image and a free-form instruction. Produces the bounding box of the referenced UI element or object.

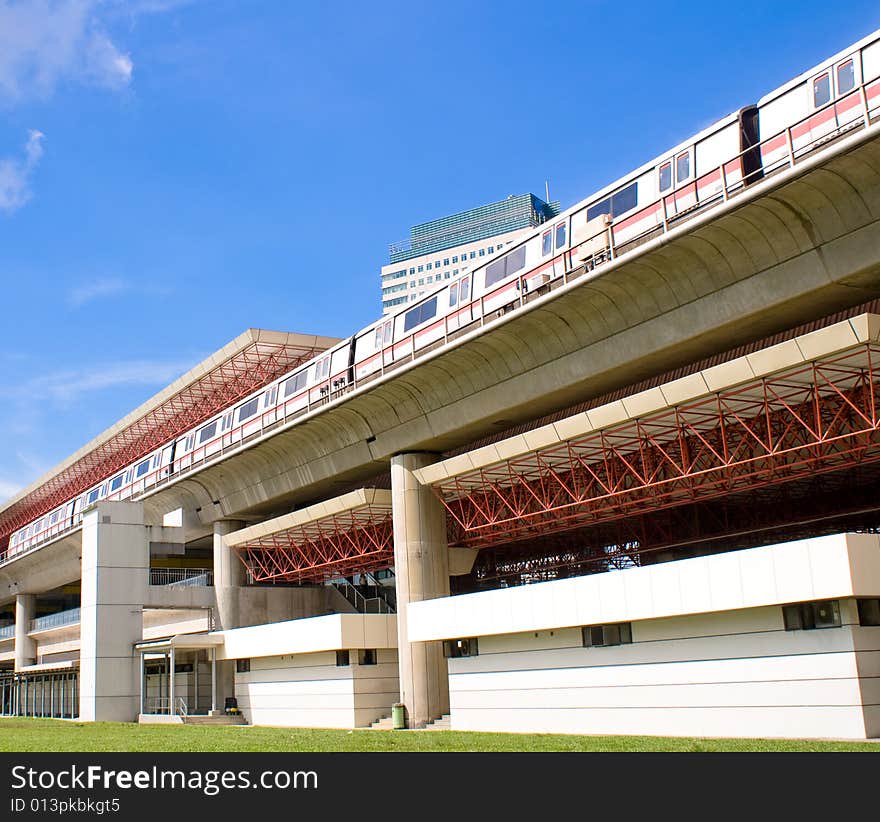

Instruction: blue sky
[1,0,879,502]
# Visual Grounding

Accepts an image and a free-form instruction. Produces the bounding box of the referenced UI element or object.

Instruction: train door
[447,275,471,332]
[551,220,568,279]
[660,149,695,216]
[378,320,393,370]
[805,56,860,148]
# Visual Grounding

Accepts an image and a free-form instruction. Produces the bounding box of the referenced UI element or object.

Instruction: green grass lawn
[0,717,876,752]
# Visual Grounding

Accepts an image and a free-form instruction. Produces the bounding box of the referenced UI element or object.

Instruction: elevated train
[7,28,880,559]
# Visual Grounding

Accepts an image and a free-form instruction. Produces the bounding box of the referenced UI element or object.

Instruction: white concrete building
[381,192,559,313]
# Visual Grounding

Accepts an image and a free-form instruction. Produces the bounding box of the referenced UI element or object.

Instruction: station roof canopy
[227,488,395,583]
[0,329,340,543]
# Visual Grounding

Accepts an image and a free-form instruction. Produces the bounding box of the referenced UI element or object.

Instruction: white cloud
[67,276,130,307]
[0,0,192,102]
[0,1,126,100]
[23,357,203,403]
[0,129,45,213]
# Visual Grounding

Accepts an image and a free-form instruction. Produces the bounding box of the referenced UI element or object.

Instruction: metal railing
[0,624,14,640]
[330,578,394,614]
[149,568,213,587]
[29,608,80,633]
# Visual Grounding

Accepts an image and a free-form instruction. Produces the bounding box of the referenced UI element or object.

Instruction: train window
[813,72,831,108]
[837,59,855,94]
[198,420,217,444]
[403,296,438,333]
[109,474,123,492]
[587,181,638,221]
[542,230,552,256]
[486,246,526,289]
[460,276,470,301]
[284,371,309,397]
[555,222,566,249]
[675,152,690,184]
[222,411,233,430]
[316,357,330,380]
[449,282,459,308]
[49,511,59,525]
[484,257,505,288]
[374,327,383,348]
[87,488,100,505]
[237,397,260,422]
[659,162,672,192]
[33,519,42,533]
[265,387,278,406]
[383,321,392,345]
[135,459,150,478]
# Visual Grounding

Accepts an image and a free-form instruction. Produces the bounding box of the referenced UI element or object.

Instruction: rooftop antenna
[545,179,551,203]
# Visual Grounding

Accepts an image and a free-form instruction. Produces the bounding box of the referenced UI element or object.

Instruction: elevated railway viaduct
[3,111,880,737]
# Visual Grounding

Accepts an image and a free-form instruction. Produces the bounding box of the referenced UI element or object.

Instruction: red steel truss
[432,343,880,549]
[236,504,395,584]
[0,334,330,547]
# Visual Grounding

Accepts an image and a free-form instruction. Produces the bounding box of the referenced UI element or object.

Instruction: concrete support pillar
[79,501,148,722]
[212,520,246,630]
[14,594,36,671]
[391,452,450,728]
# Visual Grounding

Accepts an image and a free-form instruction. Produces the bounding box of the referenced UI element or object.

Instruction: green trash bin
[392,702,406,730]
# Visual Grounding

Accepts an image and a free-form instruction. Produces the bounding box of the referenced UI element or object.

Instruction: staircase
[368,714,395,730]
[329,570,397,614]
[182,715,248,726]
[420,714,451,731]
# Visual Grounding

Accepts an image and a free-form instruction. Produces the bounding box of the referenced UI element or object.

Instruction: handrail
[29,608,81,633]
[175,697,188,717]
[149,568,213,587]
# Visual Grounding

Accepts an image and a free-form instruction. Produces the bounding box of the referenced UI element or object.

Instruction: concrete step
[182,714,247,726]
[368,715,394,730]
[421,714,451,731]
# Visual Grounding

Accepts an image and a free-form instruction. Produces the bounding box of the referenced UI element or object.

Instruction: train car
[759,29,880,173]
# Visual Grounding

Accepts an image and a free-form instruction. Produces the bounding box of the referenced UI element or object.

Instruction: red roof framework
[226,489,394,584]
[426,342,880,550]
[0,329,339,548]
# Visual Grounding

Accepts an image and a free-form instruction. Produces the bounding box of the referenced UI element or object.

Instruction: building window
[452,256,458,263]
[358,649,377,666]
[409,267,415,275]
[469,251,476,259]
[418,265,423,272]
[488,246,494,254]
[857,598,880,626]
[336,650,350,667]
[479,248,485,256]
[444,272,451,279]
[443,258,449,266]
[443,638,479,658]
[418,278,424,285]
[783,600,841,631]
[582,622,632,647]
[236,659,250,673]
